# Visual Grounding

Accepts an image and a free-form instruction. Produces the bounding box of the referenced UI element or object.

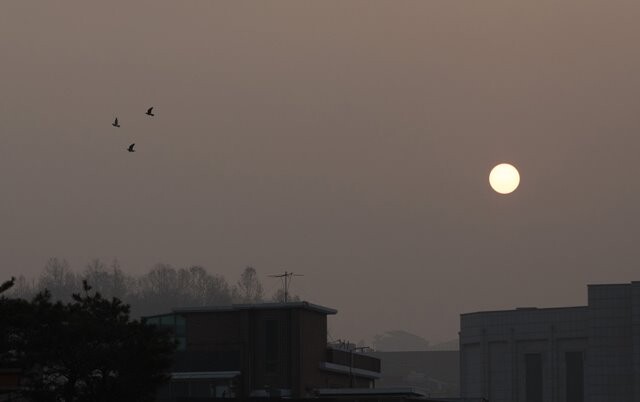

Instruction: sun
[489,163,520,194]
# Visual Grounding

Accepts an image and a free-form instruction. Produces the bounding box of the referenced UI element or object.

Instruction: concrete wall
[299,308,329,394]
[460,281,640,402]
[633,282,640,402]
[586,284,633,402]
[460,307,588,402]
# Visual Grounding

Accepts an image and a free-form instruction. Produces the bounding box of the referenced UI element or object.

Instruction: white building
[460,281,640,402]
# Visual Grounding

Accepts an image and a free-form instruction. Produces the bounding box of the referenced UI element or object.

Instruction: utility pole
[268,271,303,303]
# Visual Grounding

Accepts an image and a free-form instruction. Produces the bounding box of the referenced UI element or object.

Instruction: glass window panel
[160,315,175,326]
[176,337,186,351]
[171,381,188,397]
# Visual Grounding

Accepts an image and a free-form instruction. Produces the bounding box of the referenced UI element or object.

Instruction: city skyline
[2,1,640,344]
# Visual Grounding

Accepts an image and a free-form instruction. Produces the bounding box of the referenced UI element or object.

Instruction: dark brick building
[146,302,381,400]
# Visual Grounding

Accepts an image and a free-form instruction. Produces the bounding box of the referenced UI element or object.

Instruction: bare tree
[233,266,264,303]
[131,263,180,315]
[178,266,231,306]
[12,258,238,317]
[141,263,180,297]
[129,264,233,316]
[38,258,77,301]
[271,288,301,303]
[83,258,107,291]
[83,258,128,299]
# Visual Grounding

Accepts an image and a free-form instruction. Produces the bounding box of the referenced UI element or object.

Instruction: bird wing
[147,107,153,113]
[128,143,135,150]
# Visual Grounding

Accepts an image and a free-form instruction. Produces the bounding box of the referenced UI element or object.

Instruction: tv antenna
[268,271,303,303]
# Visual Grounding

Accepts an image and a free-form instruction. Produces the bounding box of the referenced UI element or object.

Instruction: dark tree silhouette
[0,279,175,402]
[0,277,15,294]
[6,275,36,299]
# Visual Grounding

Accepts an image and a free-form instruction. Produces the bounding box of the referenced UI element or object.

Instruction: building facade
[460,281,640,402]
[146,302,381,400]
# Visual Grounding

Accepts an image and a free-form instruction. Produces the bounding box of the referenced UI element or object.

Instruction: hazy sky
[2,1,640,343]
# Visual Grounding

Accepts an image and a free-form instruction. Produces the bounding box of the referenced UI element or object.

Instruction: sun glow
[489,163,520,194]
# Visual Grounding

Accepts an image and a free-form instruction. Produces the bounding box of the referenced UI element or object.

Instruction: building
[460,281,640,402]
[145,302,381,400]
[368,351,460,397]
[313,387,430,400]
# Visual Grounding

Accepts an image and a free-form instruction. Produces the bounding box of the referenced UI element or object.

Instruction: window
[145,314,186,351]
[525,353,543,402]
[190,381,213,397]
[175,315,186,337]
[566,352,584,402]
[170,381,188,397]
[265,320,279,373]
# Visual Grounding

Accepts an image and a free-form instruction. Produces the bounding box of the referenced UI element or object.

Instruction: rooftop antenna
[268,271,303,303]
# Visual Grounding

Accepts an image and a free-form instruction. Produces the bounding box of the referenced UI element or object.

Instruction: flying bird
[145,107,154,117]
[112,118,120,128]
[127,143,136,152]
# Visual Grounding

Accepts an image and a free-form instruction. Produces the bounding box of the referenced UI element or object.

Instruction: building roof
[319,362,382,379]
[588,282,637,287]
[171,371,240,380]
[461,305,587,317]
[172,301,337,315]
[462,281,640,317]
[315,387,428,397]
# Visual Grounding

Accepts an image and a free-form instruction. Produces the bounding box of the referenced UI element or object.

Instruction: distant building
[460,281,640,402]
[368,351,460,397]
[145,302,381,400]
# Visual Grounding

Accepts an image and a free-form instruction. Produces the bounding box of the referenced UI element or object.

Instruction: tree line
[7,258,298,318]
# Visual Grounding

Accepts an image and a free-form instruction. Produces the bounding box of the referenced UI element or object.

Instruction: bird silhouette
[127,143,136,152]
[112,118,120,128]
[145,107,154,117]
